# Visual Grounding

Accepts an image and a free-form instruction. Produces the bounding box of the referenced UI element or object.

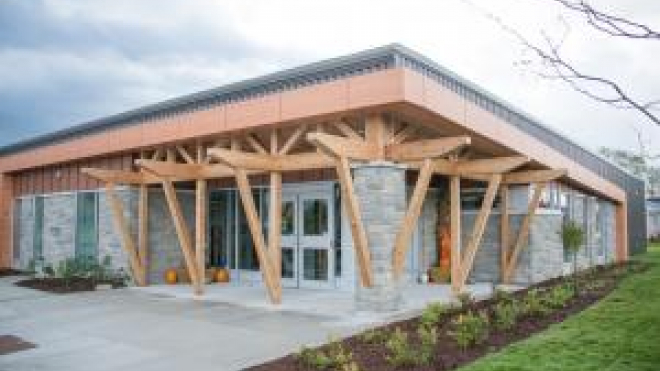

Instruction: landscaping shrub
[543,284,575,309]
[385,328,418,367]
[420,302,446,328]
[449,311,490,349]
[358,328,388,345]
[492,301,518,331]
[296,340,358,371]
[385,326,438,367]
[493,288,514,303]
[520,289,552,317]
[457,292,475,307]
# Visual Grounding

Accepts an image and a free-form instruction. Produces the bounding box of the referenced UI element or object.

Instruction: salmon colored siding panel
[0,174,13,267]
[280,80,349,121]
[226,94,281,131]
[348,68,405,109]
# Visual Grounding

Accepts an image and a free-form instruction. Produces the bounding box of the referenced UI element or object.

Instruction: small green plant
[296,340,358,371]
[493,301,518,331]
[358,328,388,344]
[449,311,490,349]
[544,284,575,309]
[520,289,552,316]
[492,287,513,303]
[385,328,417,367]
[416,324,438,365]
[420,302,446,328]
[560,220,585,293]
[457,292,475,307]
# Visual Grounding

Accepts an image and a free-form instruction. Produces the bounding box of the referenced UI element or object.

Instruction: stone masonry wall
[466,212,564,285]
[98,188,138,273]
[147,189,195,284]
[353,162,406,311]
[17,197,34,269]
[42,194,76,267]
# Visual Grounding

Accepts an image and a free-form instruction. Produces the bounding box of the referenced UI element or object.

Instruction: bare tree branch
[548,0,660,40]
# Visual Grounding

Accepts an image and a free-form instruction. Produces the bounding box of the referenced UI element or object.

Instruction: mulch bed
[14,277,124,294]
[0,268,26,277]
[0,335,36,356]
[246,261,647,371]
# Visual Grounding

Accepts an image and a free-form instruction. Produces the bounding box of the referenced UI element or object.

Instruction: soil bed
[246,261,647,371]
[15,277,125,294]
[0,268,26,277]
[0,335,36,356]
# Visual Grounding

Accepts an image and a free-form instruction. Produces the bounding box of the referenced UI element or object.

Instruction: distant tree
[560,220,585,293]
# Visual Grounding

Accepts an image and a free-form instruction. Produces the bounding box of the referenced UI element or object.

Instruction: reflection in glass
[281,201,295,235]
[303,249,328,281]
[303,199,328,236]
[75,192,98,260]
[281,247,295,278]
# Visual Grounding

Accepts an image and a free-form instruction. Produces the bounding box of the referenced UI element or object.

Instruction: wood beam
[278,125,306,155]
[151,148,163,161]
[194,144,206,295]
[392,159,434,278]
[386,136,471,162]
[450,175,462,293]
[336,156,373,287]
[235,169,281,303]
[500,185,510,282]
[364,114,386,159]
[433,156,529,176]
[269,130,282,279]
[161,178,200,288]
[306,132,377,161]
[245,134,267,154]
[615,200,628,262]
[176,145,195,164]
[457,173,501,290]
[136,159,206,179]
[503,169,567,184]
[106,183,145,286]
[82,168,145,184]
[503,182,547,282]
[333,121,362,140]
[194,178,206,295]
[138,183,148,286]
[391,124,418,144]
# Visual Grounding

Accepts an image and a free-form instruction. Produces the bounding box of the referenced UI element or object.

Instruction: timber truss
[82,114,566,302]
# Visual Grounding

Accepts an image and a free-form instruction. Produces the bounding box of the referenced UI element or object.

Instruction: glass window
[12,199,21,261]
[208,190,235,269]
[238,190,261,271]
[303,249,328,281]
[303,199,328,236]
[76,193,98,261]
[281,201,295,235]
[33,197,44,261]
[281,247,295,279]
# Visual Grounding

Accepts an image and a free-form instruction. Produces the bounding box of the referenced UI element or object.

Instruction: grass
[459,243,660,371]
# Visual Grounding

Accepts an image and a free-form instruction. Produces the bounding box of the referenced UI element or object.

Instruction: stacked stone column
[353,161,406,312]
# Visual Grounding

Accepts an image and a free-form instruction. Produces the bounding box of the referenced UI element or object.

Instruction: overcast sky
[1,0,659,157]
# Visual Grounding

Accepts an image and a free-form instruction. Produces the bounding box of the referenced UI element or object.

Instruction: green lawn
[459,244,660,371]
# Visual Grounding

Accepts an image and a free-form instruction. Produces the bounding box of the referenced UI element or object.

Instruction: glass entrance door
[280,195,298,288]
[298,192,334,289]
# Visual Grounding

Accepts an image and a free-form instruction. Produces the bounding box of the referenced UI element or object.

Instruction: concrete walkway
[0,277,497,371]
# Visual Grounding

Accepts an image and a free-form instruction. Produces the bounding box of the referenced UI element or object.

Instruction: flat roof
[0,44,642,188]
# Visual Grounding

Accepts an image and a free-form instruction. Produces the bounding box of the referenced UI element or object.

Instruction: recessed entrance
[208,183,336,289]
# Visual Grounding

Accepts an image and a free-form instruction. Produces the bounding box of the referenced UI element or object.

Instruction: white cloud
[0,0,658,156]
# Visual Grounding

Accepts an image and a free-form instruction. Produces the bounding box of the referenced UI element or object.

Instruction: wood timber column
[353,161,405,312]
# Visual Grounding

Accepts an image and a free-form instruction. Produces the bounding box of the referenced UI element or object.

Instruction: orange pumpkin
[164,268,178,284]
[215,268,230,283]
